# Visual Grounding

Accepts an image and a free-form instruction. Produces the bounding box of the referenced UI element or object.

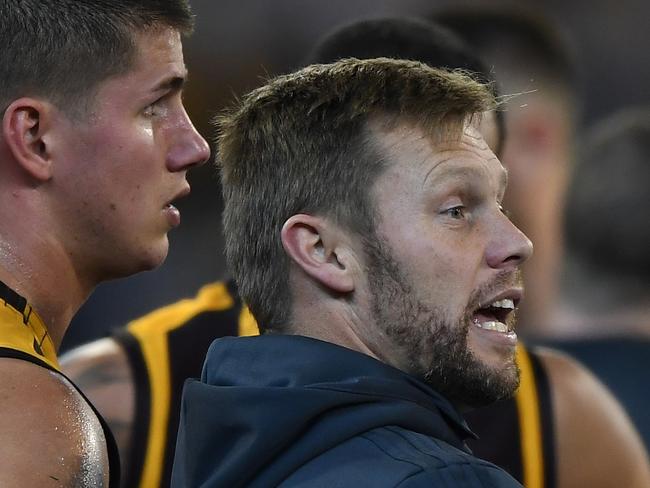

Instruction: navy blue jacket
[172,335,522,487]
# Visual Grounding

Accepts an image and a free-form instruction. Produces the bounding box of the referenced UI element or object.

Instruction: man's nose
[167,113,211,171]
[485,213,534,270]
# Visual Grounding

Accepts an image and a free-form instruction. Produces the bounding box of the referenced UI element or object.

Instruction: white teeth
[490,299,514,310]
[475,320,509,333]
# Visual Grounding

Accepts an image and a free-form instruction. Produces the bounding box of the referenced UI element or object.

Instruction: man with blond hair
[173,58,531,487]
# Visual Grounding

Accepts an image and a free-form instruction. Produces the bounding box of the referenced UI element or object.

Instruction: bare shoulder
[60,337,134,415]
[60,337,135,465]
[0,358,110,487]
[535,347,650,488]
[60,336,130,381]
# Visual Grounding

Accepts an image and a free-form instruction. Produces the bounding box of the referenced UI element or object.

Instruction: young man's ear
[281,214,356,293]
[2,98,54,182]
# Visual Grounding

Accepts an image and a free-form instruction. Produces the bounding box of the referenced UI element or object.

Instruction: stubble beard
[364,238,520,409]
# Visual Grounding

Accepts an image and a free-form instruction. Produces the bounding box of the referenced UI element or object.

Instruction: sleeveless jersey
[113,279,555,488]
[0,280,121,488]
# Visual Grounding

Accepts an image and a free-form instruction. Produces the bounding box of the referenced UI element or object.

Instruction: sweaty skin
[62,340,134,485]
[0,358,110,487]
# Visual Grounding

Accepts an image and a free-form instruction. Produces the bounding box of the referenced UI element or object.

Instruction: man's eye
[445,206,466,219]
[143,104,157,117]
[142,103,156,117]
[143,98,165,117]
[499,204,512,218]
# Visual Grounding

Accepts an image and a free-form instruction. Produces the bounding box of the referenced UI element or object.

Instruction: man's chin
[99,238,170,281]
[424,351,520,410]
[458,361,520,409]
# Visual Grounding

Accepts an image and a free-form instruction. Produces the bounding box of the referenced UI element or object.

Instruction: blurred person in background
[61,17,649,488]
[551,107,650,450]
[0,0,209,486]
[434,7,578,335]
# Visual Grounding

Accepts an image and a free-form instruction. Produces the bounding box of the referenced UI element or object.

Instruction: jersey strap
[116,280,241,487]
[515,345,556,488]
[0,280,58,370]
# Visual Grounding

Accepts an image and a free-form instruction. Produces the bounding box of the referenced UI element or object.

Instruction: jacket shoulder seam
[358,430,428,472]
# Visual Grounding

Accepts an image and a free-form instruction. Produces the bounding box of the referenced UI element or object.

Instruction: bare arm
[0,358,110,487]
[538,347,650,488]
[60,337,135,476]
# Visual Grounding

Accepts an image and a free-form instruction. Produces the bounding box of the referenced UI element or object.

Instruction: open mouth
[471,296,519,334]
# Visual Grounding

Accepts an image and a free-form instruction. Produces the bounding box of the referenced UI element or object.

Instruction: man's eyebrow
[423,161,509,197]
[423,162,486,187]
[152,73,187,94]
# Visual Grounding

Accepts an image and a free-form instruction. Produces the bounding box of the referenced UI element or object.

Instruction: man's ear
[281,214,356,293]
[2,98,54,181]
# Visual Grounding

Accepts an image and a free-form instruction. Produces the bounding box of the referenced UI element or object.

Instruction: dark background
[62,0,650,351]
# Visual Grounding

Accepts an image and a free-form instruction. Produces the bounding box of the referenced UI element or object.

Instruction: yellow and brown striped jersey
[0,280,59,369]
[113,279,555,488]
[0,280,121,488]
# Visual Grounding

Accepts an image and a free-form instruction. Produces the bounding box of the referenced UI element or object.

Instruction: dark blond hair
[217,57,493,331]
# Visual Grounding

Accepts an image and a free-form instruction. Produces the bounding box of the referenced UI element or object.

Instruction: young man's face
[359,119,532,407]
[48,27,210,280]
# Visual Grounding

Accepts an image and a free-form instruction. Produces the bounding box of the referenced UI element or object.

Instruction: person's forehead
[372,117,492,161]
[130,27,186,74]
[92,27,187,100]
[373,119,508,193]
[426,155,508,195]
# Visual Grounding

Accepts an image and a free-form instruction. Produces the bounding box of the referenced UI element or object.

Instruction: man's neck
[288,300,414,372]
[0,235,92,351]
